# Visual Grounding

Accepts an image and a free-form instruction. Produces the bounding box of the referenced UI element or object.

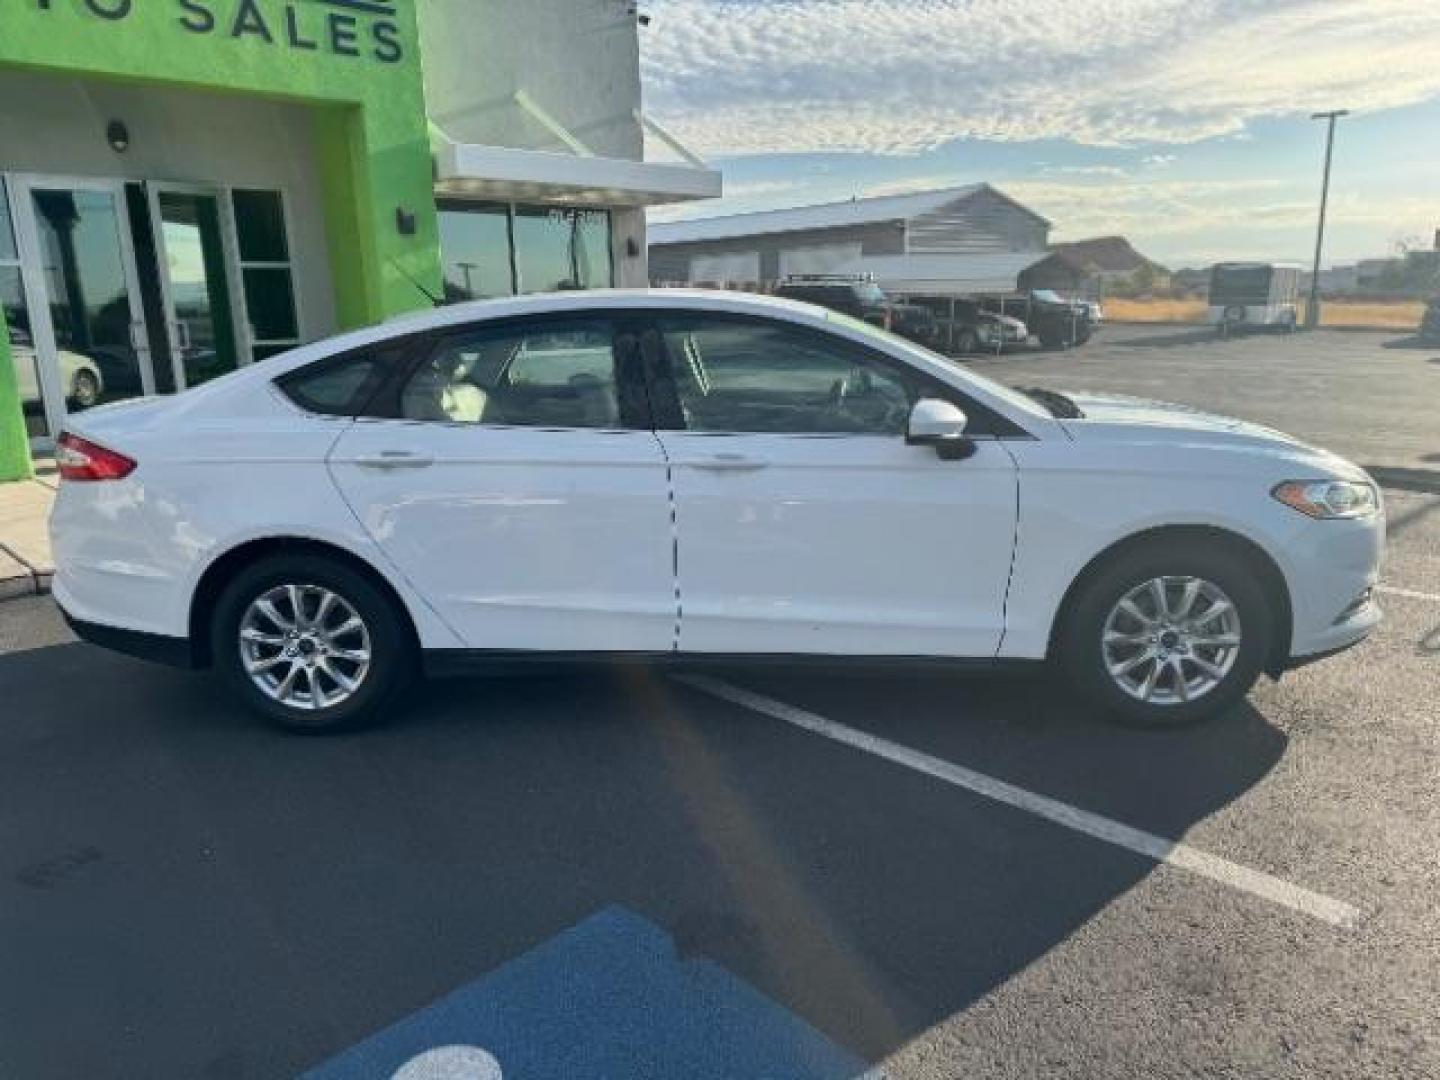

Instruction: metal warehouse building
[648,184,1054,295]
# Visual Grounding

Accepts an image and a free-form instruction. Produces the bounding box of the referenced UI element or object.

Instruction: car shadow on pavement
[0,644,1286,1078]
[1380,335,1435,350]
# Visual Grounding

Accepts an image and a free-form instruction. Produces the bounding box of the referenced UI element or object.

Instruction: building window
[231,189,300,362]
[438,202,613,301]
[437,202,514,302]
[513,207,612,293]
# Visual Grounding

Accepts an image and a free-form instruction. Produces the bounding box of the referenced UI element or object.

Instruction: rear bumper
[59,604,198,669]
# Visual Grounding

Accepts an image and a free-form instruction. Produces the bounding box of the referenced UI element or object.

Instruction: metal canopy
[833,252,1050,296]
[432,114,722,208]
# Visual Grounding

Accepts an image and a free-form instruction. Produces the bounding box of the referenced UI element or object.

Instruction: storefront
[0,0,720,479]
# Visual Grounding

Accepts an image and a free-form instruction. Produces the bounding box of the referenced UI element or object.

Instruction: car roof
[172,287,1060,437]
[245,289,835,375]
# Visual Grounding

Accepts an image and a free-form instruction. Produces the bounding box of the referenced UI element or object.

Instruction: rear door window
[397,320,641,429]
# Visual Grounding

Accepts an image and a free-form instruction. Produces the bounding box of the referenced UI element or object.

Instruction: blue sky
[639,0,1440,269]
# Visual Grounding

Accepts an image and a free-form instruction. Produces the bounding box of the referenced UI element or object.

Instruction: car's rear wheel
[212,554,416,732]
[1058,540,1274,727]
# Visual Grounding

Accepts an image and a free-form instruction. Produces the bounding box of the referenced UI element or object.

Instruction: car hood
[1056,390,1367,477]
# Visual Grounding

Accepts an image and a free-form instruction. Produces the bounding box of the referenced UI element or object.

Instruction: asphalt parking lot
[2,325,1437,1079]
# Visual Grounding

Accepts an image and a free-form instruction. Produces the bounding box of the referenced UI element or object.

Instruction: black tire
[212,553,417,733]
[71,369,100,408]
[1057,539,1274,728]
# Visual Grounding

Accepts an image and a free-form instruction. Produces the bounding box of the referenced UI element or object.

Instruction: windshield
[1031,289,1067,304]
[853,282,887,304]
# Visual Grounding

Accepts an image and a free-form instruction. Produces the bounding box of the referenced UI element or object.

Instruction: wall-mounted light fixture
[395,206,417,235]
[626,236,641,258]
[106,120,130,154]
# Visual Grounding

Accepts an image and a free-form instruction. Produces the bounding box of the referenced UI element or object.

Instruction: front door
[148,184,243,390]
[327,316,676,652]
[8,175,156,443]
[646,313,1020,657]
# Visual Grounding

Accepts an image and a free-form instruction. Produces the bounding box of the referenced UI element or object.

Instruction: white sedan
[49,290,1383,732]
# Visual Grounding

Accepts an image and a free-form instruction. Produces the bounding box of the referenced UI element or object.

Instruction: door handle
[690,452,767,472]
[353,450,435,470]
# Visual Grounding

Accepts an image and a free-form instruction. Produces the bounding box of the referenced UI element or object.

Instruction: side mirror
[907,398,975,460]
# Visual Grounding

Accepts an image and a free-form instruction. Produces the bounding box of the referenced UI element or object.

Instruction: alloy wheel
[1101,575,1242,705]
[238,584,372,711]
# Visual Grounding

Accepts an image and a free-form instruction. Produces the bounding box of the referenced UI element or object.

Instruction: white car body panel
[49,391,463,649]
[659,432,1018,656]
[997,391,1382,659]
[327,419,676,651]
[48,289,1383,676]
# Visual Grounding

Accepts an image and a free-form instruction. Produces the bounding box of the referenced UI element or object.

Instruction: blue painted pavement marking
[303,905,873,1079]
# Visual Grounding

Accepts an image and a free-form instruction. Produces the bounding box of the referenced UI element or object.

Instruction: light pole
[1306,109,1349,329]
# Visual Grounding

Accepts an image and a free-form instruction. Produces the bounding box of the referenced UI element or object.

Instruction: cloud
[640,0,1440,156]
[999,175,1440,251]
[1038,165,1133,178]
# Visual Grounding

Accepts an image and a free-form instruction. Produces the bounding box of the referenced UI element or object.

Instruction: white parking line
[675,674,1360,930]
[1378,584,1440,604]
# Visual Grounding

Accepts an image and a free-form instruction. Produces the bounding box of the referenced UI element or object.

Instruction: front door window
[655,316,919,435]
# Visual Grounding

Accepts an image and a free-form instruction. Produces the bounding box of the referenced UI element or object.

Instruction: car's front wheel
[70,369,101,408]
[212,554,416,732]
[1058,540,1274,727]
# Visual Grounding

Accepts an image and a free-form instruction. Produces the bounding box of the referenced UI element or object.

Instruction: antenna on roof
[390,258,443,308]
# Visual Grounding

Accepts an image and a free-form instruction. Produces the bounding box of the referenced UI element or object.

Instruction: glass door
[9,175,156,439]
[147,184,243,390]
[1,177,51,448]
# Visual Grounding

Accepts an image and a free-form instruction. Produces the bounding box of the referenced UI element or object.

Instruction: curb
[0,572,50,603]
[0,540,52,604]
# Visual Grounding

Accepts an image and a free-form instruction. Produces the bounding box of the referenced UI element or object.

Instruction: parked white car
[50,290,1383,732]
[10,328,105,408]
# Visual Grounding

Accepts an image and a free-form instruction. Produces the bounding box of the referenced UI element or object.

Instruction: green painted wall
[0,308,31,482]
[0,0,443,475]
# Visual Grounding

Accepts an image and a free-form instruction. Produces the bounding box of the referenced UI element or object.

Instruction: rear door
[327,316,676,653]
[644,313,1021,657]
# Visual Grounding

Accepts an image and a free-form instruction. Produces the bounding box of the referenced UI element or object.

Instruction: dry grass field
[1105,297,1425,329]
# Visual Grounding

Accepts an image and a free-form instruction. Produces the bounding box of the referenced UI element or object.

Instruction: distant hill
[1049,236,1169,277]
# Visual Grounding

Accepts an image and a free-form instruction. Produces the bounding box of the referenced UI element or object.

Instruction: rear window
[276,350,392,416]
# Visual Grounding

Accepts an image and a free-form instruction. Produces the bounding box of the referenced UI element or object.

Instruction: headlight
[1272,479,1379,519]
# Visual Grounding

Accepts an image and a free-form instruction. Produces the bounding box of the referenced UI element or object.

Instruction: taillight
[56,432,136,482]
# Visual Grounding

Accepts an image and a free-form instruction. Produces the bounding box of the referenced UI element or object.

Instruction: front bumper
[1279,506,1385,664]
